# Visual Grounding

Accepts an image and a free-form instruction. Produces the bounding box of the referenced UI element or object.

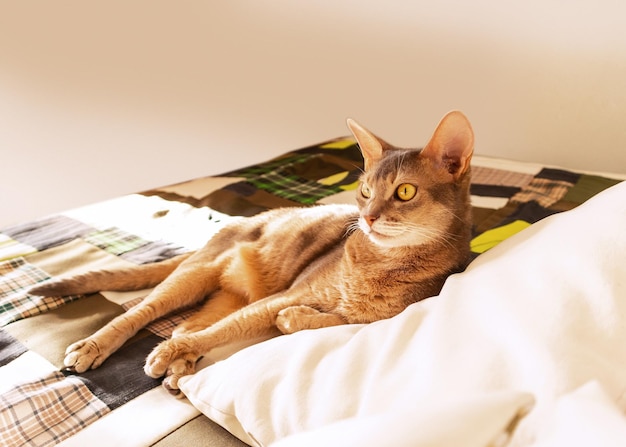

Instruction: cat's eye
[396,183,417,201]
[360,183,371,198]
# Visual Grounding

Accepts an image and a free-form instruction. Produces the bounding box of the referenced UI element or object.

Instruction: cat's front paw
[64,338,107,373]
[276,305,321,334]
[276,306,346,333]
[144,339,199,396]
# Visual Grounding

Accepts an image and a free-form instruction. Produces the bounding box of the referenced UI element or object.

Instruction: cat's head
[347,111,474,249]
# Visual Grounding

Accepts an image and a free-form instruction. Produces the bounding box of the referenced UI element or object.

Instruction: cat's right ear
[421,111,474,181]
[347,119,384,171]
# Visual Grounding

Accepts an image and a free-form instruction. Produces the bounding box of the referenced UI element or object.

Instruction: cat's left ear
[421,111,475,181]
[346,119,385,171]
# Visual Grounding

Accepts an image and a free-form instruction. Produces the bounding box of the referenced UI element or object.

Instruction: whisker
[438,207,467,224]
[344,217,362,239]
[376,220,461,250]
[392,151,409,183]
[350,161,366,176]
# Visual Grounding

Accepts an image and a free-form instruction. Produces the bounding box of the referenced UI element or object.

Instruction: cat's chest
[329,263,415,320]
[335,281,416,323]
[343,241,425,280]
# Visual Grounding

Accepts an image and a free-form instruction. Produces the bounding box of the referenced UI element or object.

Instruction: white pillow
[179,181,626,447]
[531,381,626,447]
[271,390,535,447]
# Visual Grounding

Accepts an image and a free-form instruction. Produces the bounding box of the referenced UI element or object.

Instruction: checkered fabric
[0,371,110,447]
[471,166,534,188]
[122,297,200,338]
[83,227,150,256]
[228,154,345,204]
[246,170,344,204]
[0,258,81,326]
[228,153,312,178]
[511,178,572,208]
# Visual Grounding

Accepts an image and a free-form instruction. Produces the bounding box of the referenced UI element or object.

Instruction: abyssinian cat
[30,111,475,394]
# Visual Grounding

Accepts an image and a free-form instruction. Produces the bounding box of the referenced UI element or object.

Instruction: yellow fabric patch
[470,220,531,253]
[320,139,356,149]
[340,180,360,191]
[318,171,349,186]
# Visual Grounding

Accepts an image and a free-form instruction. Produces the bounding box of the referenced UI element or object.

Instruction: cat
[30,110,475,395]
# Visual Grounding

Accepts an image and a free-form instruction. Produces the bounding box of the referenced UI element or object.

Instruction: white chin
[366,229,427,248]
[369,234,407,248]
[359,219,424,248]
[363,230,401,248]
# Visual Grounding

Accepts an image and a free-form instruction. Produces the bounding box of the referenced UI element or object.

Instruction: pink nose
[364,215,378,227]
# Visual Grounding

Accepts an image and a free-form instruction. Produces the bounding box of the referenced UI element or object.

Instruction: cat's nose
[364,215,378,227]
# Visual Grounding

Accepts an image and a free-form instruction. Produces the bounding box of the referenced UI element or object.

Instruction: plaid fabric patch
[121,297,200,338]
[83,227,150,256]
[511,178,572,208]
[247,171,343,204]
[227,154,344,205]
[0,258,80,326]
[227,153,312,177]
[471,166,534,188]
[0,371,110,447]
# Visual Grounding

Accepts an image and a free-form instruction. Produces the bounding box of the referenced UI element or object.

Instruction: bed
[1,136,626,447]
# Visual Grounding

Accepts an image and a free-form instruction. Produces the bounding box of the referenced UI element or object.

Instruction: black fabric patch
[224,181,258,197]
[536,168,581,184]
[0,329,28,366]
[500,201,561,227]
[68,333,163,409]
[470,184,521,198]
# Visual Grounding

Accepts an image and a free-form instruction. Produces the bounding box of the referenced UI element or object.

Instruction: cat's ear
[421,111,474,181]
[346,119,384,171]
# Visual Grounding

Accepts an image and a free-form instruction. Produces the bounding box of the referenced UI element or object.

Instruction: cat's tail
[29,252,194,297]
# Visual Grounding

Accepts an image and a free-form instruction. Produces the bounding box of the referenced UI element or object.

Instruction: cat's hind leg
[172,289,247,337]
[64,254,225,373]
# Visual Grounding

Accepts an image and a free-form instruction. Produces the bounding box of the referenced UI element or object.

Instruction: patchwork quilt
[0,137,622,446]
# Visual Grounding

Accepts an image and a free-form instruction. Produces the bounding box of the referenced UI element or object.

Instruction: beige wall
[2,1,625,227]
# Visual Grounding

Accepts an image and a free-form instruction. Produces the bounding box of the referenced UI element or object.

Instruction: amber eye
[361,183,372,198]
[396,183,417,201]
